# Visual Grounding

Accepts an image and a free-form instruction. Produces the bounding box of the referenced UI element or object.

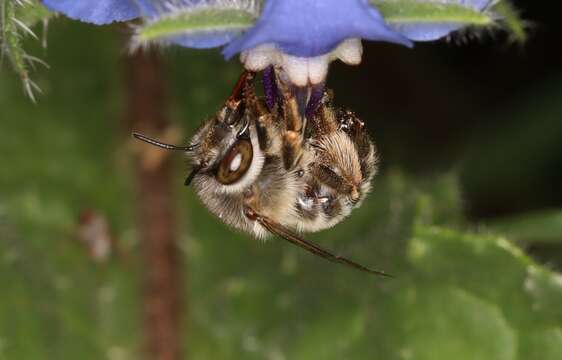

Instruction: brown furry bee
[134,70,387,276]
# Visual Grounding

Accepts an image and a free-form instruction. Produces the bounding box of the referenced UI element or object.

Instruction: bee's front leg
[280,92,307,170]
[281,129,303,170]
[273,74,305,170]
[337,110,372,155]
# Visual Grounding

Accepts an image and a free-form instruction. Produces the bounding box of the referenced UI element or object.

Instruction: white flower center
[240,38,363,87]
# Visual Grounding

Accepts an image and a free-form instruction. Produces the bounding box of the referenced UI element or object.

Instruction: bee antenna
[132,132,198,152]
[184,165,202,186]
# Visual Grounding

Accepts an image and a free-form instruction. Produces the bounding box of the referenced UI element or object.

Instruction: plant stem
[124,49,182,360]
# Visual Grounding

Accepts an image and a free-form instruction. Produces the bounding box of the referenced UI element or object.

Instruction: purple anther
[263,66,278,110]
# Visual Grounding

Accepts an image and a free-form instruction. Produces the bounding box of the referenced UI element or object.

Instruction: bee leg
[273,67,305,132]
[243,207,391,278]
[232,70,278,153]
[337,110,377,180]
[307,92,339,138]
[281,86,304,134]
[282,130,303,170]
[222,71,256,126]
[253,115,271,152]
[241,79,277,153]
[274,74,306,170]
[338,110,373,153]
[281,102,304,170]
[357,135,377,182]
[229,70,255,104]
[243,70,270,116]
[304,83,325,120]
[312,163,359,201]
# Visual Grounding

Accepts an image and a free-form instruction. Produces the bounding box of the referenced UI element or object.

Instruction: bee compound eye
[216,139,253,185]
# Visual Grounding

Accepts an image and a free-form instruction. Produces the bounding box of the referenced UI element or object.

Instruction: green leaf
[520,328,562,360]
[2,23,557,357]
[134,7,257,45]
[408,225,562,357]
[487,210,562,245]
[373,0,493,26]
[376,285,517,360]
[289,307,366,360]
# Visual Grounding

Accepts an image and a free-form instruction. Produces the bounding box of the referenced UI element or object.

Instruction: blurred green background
[1,1,562,359]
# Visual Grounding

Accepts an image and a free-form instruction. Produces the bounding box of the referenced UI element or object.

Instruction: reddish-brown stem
[124,49,182,360]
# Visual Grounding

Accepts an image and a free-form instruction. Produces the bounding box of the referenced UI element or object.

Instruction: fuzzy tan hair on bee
[133,70,387,277]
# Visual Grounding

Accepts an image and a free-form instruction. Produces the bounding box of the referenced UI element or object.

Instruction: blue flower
[42,0,140,25]
[222,0,412,59]
[43,1,493,51]
[43,0,494,85]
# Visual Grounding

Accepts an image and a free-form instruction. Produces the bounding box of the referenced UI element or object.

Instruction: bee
[134,70,388,277]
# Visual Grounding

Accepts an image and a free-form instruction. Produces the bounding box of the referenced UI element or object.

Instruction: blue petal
[461,0,492,9]
[135,0,210,18]
[392,24,462,42]
[222,0,412,59]
[42,0,140,25]
[134,0,164,17]
[391,0,494,41]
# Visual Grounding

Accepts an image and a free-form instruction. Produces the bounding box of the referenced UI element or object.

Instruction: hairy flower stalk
[1,0,51,101]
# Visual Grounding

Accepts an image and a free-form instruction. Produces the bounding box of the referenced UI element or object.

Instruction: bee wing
[257,215,391,278]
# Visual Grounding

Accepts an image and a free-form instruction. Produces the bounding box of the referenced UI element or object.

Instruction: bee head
[133,71,265,195]
[187,97,265,194]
